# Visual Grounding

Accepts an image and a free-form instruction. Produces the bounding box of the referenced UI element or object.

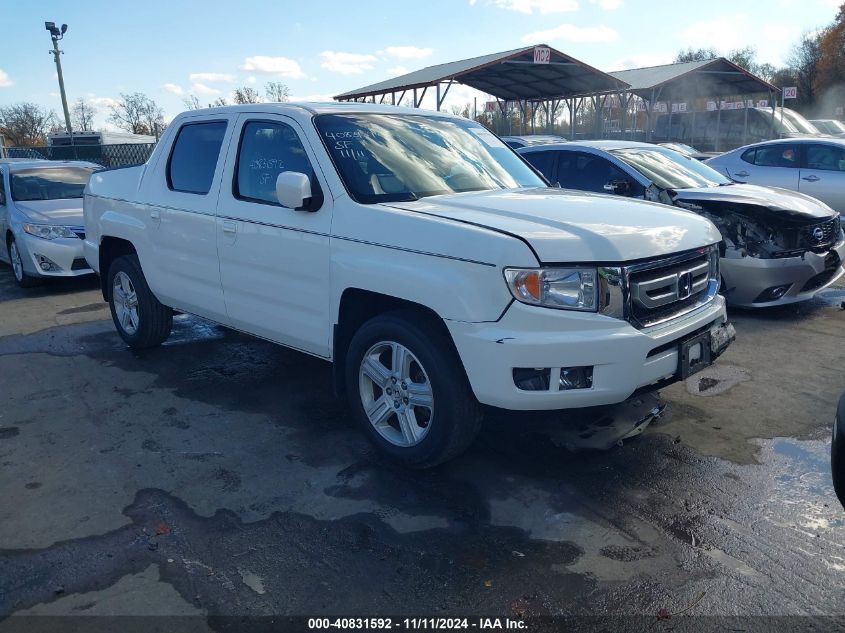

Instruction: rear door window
[167,121,228,194]
[752,144,798,168]
[805,144,845,172]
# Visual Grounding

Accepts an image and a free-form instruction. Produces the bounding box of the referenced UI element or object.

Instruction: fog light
[753,284,791,303]
[559,366,593,391]
[34,254,61,272]
[513,368,551,391]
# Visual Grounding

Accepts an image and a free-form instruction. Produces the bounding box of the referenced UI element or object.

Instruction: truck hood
[671,183,837,223]
[12,199,85,225]
[387,187,721,263]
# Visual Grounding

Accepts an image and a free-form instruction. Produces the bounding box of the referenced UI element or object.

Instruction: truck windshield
[314,113,545,203]
[610,147,731,190]
[10,166,95,201]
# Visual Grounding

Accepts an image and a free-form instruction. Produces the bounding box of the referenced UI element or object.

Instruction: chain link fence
[5,143,157,168]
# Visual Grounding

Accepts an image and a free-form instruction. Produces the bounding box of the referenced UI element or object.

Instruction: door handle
[802,175,820,182]
[734,171,749,177]
[222,220,237,234]
[150,209,161,220]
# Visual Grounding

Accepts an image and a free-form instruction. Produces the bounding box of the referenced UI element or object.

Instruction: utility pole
[45,22,72,137]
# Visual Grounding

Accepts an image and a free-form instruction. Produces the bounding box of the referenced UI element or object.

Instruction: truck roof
[178,102,457,118]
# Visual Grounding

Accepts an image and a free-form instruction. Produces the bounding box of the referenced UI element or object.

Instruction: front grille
[798,217,841,251]
[624,247,719,329]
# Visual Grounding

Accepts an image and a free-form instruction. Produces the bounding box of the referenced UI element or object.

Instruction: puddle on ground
[685,364,751,397]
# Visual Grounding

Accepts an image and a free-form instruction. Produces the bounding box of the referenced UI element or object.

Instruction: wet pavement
[0,262,843,629]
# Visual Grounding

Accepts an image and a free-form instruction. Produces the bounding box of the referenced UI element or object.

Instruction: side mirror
[603,179,632,196]
[276,171,312,210]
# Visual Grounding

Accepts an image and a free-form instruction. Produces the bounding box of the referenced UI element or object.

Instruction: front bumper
[721,239,845,307]
[446,295,730,411]
[17,232,94,278]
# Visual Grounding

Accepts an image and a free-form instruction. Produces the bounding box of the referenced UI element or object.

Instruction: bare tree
[71,97,97,131]
[788,30,823,108]
[210,97,228,107]
[0,102,57,146]
[675,47,718,63]
[264,81,290,102]
[233,87,261,104]
[109,92,165,137]
[182,94,202,110]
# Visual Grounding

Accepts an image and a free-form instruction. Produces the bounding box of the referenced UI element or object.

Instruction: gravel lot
[0,264,843,630]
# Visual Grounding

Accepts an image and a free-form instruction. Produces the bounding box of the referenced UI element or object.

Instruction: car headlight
[22,223,78,240]
[504,267,598,311]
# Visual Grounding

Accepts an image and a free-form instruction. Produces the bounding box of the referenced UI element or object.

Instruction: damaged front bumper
[721,239,845,307]
[446,296,731,411]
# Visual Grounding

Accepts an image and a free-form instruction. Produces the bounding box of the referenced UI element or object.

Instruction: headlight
[504,267,598,311]
[22,223,77,240]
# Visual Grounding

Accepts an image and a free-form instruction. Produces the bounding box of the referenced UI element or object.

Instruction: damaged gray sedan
[519,141,845,307]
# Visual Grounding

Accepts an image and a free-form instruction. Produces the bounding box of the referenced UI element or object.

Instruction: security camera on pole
[45,21,73,138]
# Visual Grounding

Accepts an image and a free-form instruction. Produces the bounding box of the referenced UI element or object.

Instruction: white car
[707,138,845,225]
[0,159,97,287]
[83,103,734,466]
[810,119,845,137]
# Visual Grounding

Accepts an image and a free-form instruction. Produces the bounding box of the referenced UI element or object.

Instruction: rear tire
[345,310,482,468]
[7,237,40,288]
[107,254,172,348]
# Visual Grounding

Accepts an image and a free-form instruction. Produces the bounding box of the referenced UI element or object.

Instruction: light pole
[45,21,72,137]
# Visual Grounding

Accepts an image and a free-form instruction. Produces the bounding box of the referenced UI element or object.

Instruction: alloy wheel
[9,241,23,282]
[112,271,140,335]
[358,340,434,447]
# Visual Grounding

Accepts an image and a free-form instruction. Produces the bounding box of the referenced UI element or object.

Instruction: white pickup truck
[84,103,735,467]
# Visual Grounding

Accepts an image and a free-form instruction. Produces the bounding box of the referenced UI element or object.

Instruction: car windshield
[671,143,699,154]
[781,109,820,134]
[610,147,731,189]
[314,113,545,203]
[10,166,95,201]
[769,110,802,134]
[825,120,845,133]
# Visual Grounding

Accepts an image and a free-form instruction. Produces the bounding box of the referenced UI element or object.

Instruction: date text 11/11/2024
[307,618,528,630]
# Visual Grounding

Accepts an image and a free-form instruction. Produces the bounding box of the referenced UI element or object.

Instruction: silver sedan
[706,138,845,226]
[519,141,845,308]
[0,159,98,287]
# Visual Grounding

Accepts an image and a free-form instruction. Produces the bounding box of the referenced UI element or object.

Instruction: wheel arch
[333,288,466,397]
[98,236,137,300]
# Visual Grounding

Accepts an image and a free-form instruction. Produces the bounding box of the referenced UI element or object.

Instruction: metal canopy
[334,45,627,102]
[608,58,778,101]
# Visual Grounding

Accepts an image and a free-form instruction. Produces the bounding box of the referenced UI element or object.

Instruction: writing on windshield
[315,113,545,204]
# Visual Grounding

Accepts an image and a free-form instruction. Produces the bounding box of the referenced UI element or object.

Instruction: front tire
[107,254,172,348]
[345,311,482,468]
[7,237,40,288]
[833,392,845,510]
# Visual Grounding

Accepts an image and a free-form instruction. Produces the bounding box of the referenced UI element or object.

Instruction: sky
[0,0,841,131]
